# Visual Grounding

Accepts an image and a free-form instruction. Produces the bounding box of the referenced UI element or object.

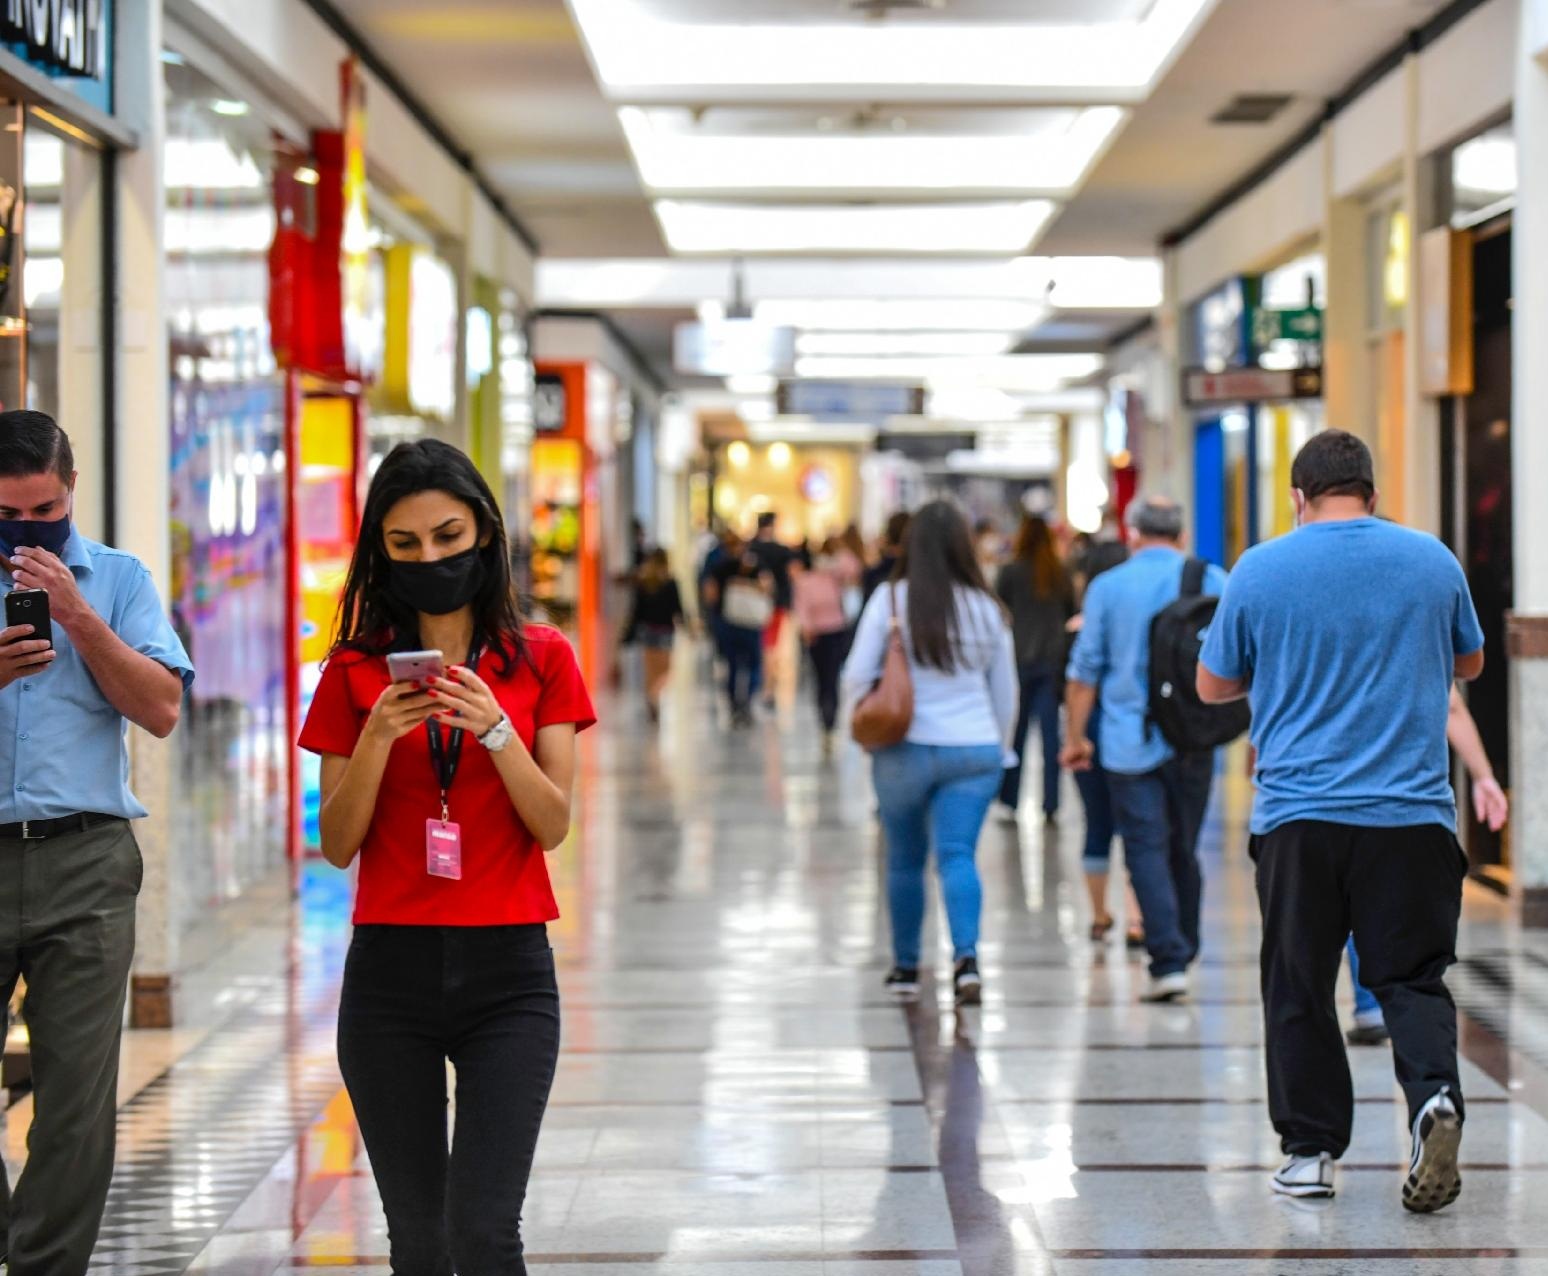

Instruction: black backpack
[1147,558,1249,753]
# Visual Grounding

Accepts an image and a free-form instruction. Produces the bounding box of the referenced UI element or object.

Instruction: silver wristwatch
[477,715,516,753]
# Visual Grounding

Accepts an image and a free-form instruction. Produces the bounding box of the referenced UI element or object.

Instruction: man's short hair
[1291,429,1375,503]
[0,409,73,484]
[1124,495,1184,541]
[757,511,776,531]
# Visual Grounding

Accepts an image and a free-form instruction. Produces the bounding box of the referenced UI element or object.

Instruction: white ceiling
[332,0,1453,382]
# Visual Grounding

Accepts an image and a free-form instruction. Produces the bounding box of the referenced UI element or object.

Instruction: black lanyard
[425,638,482,822]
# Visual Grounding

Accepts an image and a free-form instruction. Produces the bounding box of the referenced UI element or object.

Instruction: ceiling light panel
[755,299,1050,331]
[620,105,1124,195]
[569,0,1217,101]
[655,200,1056,256]
[793,353,1103,391]
[796,332,1015,358]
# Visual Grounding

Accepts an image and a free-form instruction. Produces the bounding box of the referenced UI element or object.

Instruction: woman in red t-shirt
[299,439,595,1276]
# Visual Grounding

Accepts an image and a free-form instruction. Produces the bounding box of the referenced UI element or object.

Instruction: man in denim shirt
[0,411,193,1275]
[1062,495,1226,1004]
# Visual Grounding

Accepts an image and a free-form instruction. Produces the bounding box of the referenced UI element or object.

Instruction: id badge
[426,819,463,880]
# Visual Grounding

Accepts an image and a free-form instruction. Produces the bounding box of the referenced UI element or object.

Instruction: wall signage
[533,372,568,433]
[1181,365,1323,407]
[777,380,924,424]
[3,0,105,79]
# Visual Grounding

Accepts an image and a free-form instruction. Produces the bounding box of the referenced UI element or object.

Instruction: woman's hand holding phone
[363,680,440,745]
[0,624,55,689]
[427,666,504,738]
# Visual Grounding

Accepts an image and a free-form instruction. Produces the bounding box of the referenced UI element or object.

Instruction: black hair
[757,510,777,531]
[0,409,73,483]
[333,439,525,674]
[1291,429,1375,503]
[883,510,911,552]
[895,500,994,673]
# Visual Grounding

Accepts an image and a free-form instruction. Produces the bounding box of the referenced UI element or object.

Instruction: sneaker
[953,957,982,1007]
[1346,1021,1391,1047]
[1141,971,1189,1003]
[1403,1086,1463,1213]
[994,802,1018,825]
[884,967,920,1000]
[1273,1152,1336,1199]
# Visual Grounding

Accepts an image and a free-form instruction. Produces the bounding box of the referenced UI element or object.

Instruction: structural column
[1510,0,1548,926]
[114,0,179,1016]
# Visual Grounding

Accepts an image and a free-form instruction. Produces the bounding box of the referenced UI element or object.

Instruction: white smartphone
[385,650,445,685]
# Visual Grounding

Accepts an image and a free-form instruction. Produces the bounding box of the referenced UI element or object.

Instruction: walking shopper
[707,545,774,726]
[1198,429,1483,1213]
[300,439,595,1273]
[793,539,856,753]
[750,511,796,708]
[994,514,1075,822]
[1346,685,1508,1045]
[1061,495,1226,1004]
[624,548,686,724]
[862,510,910,606]
[843,501,1016,1008]
[0,410,192,1276]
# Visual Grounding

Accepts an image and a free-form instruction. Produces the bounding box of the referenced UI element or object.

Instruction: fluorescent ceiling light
[794,353,1102,391]
[570,0,1216,98]
[620,106,1123,194]
[928,386,1024,422]
[796,332,1015,358]
[656,200,1055,256]
[210,99,250,117]
[725,374,777,395]
[1020,256,1164,309]
[1452,134,1516,199]
[747,418,877,446]
[755,298,1048,332]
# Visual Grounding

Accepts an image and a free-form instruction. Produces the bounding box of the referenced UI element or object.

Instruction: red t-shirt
[298,624,596,926]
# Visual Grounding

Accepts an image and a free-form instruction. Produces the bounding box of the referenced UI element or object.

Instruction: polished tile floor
[11,650,1548,1274]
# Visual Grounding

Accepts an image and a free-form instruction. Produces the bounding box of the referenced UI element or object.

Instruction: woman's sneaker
[1403,1086,1463,1213]
[1272,1152,1335,1199]
[884,967,920,1000]
[953,958,982,1006]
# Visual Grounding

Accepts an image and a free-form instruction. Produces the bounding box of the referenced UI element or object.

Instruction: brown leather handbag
[851,585,914,751]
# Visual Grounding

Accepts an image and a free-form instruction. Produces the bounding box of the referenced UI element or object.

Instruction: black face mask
[387,547,487,616]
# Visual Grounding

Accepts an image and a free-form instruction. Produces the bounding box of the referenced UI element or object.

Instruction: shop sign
[533,372,567,433]
[3,0,106,78]
[1251,305,1322,347]
[673,318,796,377]
[1182,366,1322,407]
[777,380,924,424]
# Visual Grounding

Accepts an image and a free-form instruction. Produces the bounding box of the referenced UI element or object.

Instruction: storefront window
[164,58,289,928]
[20,114,105,535]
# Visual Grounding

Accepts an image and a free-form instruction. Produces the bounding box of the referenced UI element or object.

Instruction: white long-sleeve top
[841,580,1018,754]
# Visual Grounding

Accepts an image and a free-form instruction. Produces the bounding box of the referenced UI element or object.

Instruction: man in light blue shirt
[0,410,192,1274]
[1198,429,1480,1213]
[1063,495,1226,1002]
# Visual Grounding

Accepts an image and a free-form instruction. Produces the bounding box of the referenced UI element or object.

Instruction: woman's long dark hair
[895,500,993,672]
[1013,513,1063,599]
[333,439,525,674]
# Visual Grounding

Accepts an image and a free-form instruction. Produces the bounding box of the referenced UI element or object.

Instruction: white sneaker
[1141,971,1189,1003]
[994,802,1019,825]
[1403,1086,1462,1213]
[1273,1152,1335,1199]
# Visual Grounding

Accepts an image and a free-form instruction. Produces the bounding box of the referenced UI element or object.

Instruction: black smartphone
[5,589,52,649]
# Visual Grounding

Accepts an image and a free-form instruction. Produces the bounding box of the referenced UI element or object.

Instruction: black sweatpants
[338,923,561,1276]
[1251,820,1466,1158]
[807,630,849,733]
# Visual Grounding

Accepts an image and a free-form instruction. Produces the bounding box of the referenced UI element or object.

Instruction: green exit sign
[1253,306,1323,347]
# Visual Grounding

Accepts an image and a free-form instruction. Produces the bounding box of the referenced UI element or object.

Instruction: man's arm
[1454,649,1484,682]
[1197,665,1249,704]
[1060,679,1097,770]
[11,547,183,738]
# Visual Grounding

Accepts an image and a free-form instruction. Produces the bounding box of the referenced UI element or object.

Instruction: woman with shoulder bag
[299,439,595,1276]
[842,501,1017,1007]
[705,546,773,726]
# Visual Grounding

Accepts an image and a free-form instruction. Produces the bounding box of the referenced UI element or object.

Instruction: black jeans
[999,662,1061,815]
[807,630,849,732]
[338,924,561,1276]
[1251,820,1466,1158]
[1105,750,1214,977]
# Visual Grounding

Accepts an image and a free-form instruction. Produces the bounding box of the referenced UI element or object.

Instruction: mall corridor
[9,666,1545,1276]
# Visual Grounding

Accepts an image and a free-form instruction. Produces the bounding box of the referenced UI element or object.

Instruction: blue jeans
[872,742,1003,968]
[1106,751,1214,978]
[1346,936,1383,1021]
[1074,717,1117,873]
[999,663,1061,815]
[722,625,763,711]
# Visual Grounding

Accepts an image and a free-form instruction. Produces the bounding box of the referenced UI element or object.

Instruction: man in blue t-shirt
[1198,429,1483,1215]
[1064,495,1227,1004]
